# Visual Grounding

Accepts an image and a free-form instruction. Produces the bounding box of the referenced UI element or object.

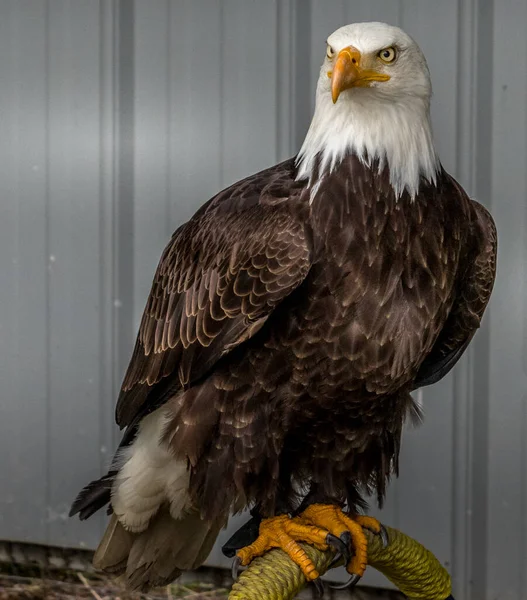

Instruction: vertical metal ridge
[486,1,526,595]
[97,0,118,533]
[44,0,52,545]
[522,393,527,600]
[114,0,135,443]
[275,0,284,161]
[520,10,527,598]
[468,1,494,598]
[288,1,295,156]
[165,0,172,236]
[292,0,311,150]
[276,0,311,160]
[218,0,225,189]
[397,0,403,26]
[455,0,476,188]
[449,2,495,597]
[270,0,314,162]
[167,0,176,230]
[450,0,477,595]
[521,21,527,599]
[275,0,291,161]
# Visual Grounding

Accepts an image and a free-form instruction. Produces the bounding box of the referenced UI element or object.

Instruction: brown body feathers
[71,154,496,589]
[88,155,495,515]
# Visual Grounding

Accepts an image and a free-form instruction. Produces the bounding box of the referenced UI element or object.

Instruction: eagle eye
[378,47,397,63]
[326,44,336,59]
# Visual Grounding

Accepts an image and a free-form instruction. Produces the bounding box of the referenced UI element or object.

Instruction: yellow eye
[378,46,397,63]
[326,44,336,59]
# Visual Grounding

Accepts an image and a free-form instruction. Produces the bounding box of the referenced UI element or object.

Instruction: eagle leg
[299,504,388,587]
[233,513,339,584]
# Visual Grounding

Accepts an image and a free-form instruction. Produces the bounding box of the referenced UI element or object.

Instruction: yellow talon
[355,514,383,534]
[340,513,369,576]
[235,514,329,581]
[234,505,386,584]
[299,504,384,579]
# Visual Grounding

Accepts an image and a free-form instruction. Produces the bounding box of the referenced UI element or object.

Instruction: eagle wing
[116,162,311,428]
[414,199,497,388]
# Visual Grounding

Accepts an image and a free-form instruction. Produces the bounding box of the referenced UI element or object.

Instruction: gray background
[0,1,523,599]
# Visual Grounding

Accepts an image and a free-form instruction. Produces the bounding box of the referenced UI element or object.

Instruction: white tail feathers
[94,405,226,591]
[111,406,192,532]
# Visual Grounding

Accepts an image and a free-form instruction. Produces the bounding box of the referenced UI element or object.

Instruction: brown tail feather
[93,507,226,592]
[93,514,134,574]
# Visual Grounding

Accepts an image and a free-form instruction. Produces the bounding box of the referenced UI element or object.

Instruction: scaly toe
[340,516,368,578]
[355,516,389,546]
[232,515,327,583]
[355,515,385,535]
[298,505,373,579]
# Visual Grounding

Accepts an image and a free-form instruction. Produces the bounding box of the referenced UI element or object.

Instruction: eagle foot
[299,504,388,587]
[234,513,336,586]
[233,506,388,591]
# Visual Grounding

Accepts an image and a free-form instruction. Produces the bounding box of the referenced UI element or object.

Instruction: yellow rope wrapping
[228,526,451,600]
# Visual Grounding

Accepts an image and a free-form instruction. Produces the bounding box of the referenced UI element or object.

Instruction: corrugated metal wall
[0,1,523,598]
[0,0,119,552]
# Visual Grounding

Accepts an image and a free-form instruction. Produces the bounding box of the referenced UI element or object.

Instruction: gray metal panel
[132,0,289,318]
[0,0,117,549]
[168,0,223,224]
[486,1,527,598]
[448,2,494,598]
[46,0,109,550]
[0,0,49,544]
[220,1,279,183]
[133,0,173,328]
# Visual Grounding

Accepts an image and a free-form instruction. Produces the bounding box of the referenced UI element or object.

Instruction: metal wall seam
[487,1,527,598]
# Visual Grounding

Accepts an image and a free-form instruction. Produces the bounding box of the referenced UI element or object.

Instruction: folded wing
[414,199,497,388]
[116,161,312,428]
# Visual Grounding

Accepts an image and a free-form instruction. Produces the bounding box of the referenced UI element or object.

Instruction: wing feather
[414,197,497,388]
[116,160,310,428]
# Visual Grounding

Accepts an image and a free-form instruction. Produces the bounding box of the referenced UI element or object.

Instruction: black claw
[339,530,352,564]
[330,573,361,590]
[378,524,389,547]
[312,577,325,597]
[326,533,349,564]
[231,556,242,581]
[329,551,342,568]
[340,530,352,548]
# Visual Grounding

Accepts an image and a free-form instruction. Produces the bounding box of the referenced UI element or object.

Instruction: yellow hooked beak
[329,46,391,103]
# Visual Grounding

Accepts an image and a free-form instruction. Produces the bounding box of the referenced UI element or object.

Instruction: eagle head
[324,22,432,104]
[296,22,440,200]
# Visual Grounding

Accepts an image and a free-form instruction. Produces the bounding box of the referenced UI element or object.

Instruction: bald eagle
[71,22,496,591]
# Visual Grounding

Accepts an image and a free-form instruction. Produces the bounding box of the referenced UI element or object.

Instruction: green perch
[228,525,452,600]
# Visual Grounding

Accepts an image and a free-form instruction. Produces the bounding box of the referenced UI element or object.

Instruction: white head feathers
[296,22,440,199]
